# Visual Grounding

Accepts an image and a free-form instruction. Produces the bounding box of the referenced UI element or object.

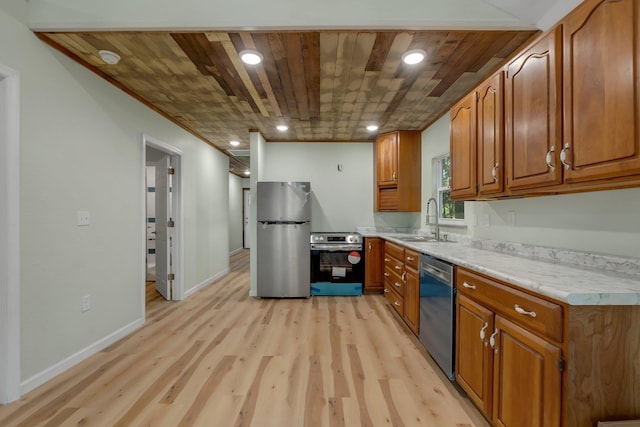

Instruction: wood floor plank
[0,250,490,427]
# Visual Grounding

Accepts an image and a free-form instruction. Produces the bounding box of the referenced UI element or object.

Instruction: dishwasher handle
[420,262,451,285]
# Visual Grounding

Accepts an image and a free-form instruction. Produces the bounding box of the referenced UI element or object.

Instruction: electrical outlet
[77,210,90,226]
[81,295,91,312]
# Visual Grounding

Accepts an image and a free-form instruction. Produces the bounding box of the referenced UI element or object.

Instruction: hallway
[0,250,487,426]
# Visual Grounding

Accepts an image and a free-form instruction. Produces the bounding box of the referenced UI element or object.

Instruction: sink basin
[394,235,448,243]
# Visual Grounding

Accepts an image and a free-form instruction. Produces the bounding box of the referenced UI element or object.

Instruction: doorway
[0,64,20,404]
[142,135,183,312]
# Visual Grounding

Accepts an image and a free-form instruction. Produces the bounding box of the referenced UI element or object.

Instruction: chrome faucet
[426,197,440,240]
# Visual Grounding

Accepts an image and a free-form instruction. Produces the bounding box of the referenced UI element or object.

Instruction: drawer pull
[384,272,390,277]
[394,265,402,270]
[394,301,400,307]
[462,281,476,290]
[384,257,390,262]
[545,146,556,172]
[401,271,407,282]
[384,288,389,294]
[514,304,537,318]
[560,143,571,170]
[491,163,499,182]
[480,322,489,342]
[394,282,402,288]
[406,256,415,261]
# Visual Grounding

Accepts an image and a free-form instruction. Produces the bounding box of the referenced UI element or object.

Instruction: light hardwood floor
[0,251,489,426]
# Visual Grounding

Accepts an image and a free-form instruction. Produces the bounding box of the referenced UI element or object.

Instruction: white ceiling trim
[27,0,539,30]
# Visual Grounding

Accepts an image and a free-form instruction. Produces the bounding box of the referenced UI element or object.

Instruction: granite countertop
[370,232,640,306]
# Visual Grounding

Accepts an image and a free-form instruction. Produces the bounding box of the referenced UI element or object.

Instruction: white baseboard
[21,317,144,395]
[249,289,257,297]
[229,247,244,256]
[183,268,229,299]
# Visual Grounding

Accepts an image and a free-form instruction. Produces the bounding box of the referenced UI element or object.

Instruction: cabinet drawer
[384,285,404,316]
[384,254,404,275]
[384,266,404,296]
[405,249,420,270]
[385,241,405,261]
[457,268,563,343]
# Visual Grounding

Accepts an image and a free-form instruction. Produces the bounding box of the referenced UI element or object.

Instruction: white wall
[249,132,267,296]
[420,115,640,258]
[228,174,244,254]
[264,142,376,231]
[0,5,230,388]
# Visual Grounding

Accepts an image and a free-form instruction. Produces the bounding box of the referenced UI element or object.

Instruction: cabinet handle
[491,163,499,182]
[545,146,556,172]
[462,281,476,290]
[401,271,407,282]
[406,256,415,261]
[479,322,489,342]
[384,288,389,293]
[394,282,402,288]
[560,143,571,170]
[514,304,537,318]
[489,328,499,353]
[384,272,390,277]
[394,265,402,270]
[384,257,390,262]
[394,301,401,307]
[392,171,397,181]
[368,242,372,252]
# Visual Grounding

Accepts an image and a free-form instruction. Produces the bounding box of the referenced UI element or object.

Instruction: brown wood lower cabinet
[364,237,384,293]
[456,266,640,427]
[383,241,420,336]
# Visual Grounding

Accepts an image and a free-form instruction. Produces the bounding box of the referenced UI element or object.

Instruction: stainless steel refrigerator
[256,181,311,297]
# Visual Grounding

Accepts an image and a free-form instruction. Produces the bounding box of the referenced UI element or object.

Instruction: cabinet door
[478,71,504,196]
[456,294,494,418]
[450,91,478,199]
[492,316,561,427]
[364,238,384,293]
[376,132,398,186]
[505,28,563,191]
[562,0,640,183]
[403,268,420,335]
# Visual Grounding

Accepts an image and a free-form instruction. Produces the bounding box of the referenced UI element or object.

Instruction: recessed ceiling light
[244,170,251,176]
[276,125,288,131]
[230,140,240,146]
[366,125,379,132]
[402,49,426,65]
[98,50,121,65]
[239,49,263,65]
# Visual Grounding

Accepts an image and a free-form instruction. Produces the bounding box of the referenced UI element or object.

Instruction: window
[434,154,464,220]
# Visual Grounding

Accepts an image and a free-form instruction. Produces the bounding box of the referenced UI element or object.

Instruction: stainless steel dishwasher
[419,254,456,380]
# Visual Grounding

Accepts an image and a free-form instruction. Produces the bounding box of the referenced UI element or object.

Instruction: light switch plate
[77,210,90,226]
[81,295,91,312]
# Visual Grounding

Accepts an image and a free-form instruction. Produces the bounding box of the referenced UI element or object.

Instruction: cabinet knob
[514,304,537,318]
[560,143,571,170]
[491,163,499,182]
[545,146,556,172]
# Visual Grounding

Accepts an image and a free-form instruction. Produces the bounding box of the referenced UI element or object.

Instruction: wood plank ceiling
[37,30,537,175]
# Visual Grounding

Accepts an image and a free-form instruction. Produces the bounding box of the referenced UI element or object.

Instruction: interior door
[243,188,250,249]
[154,155,171,300]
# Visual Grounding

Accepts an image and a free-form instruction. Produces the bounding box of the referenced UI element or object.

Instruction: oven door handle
[311,244,362,251]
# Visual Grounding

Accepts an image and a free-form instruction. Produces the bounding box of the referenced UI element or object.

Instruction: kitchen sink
[394,235,450,243]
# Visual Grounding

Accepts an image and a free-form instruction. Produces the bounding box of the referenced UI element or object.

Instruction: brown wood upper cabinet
[561,0,640,183]
[451,71,504,199]
[375,130,421,211]
[505,27,563,192]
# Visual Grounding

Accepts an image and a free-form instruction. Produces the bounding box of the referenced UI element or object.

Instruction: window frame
[433,154,465,225]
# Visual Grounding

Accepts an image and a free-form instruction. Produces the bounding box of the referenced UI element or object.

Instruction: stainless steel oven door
[310,248,364,284]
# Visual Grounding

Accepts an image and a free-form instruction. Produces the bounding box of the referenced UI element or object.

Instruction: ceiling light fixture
[98,49,121,65]
[244,170,251,176]
[230,140,240,146]
[366,125,379,132]
[401,49,426,65]
[276,125,288,131]
[239,49,263,65]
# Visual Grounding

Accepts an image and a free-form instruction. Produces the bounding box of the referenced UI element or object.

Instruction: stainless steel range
[310,232,364,296]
